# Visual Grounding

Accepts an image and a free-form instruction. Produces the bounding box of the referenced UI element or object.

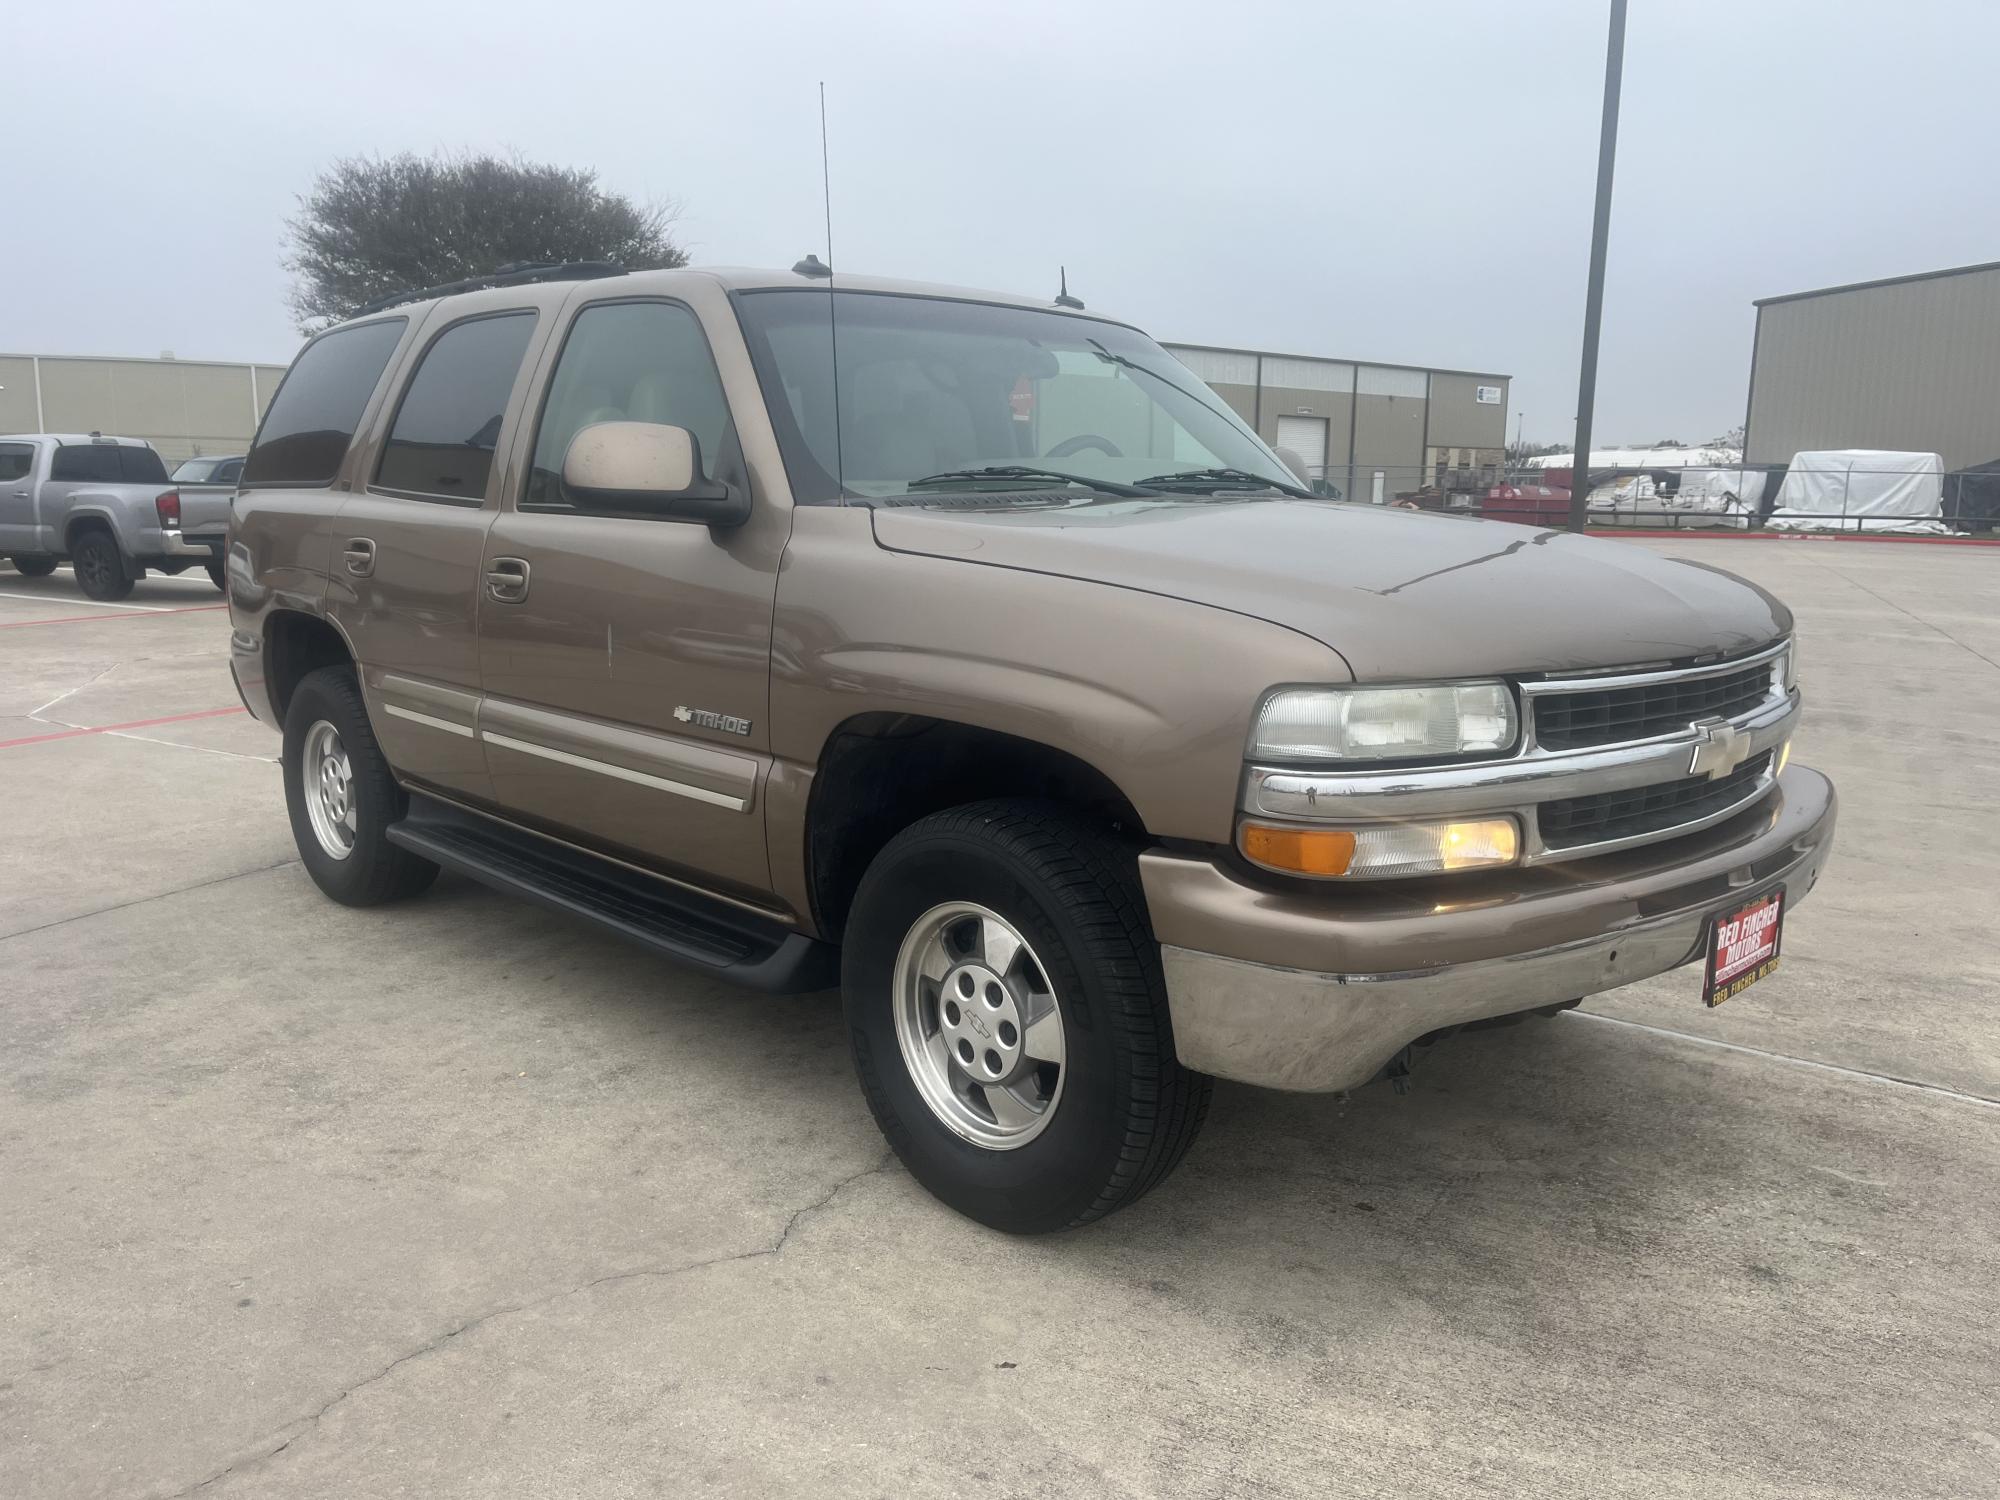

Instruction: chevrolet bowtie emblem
[1687,718,1751,781]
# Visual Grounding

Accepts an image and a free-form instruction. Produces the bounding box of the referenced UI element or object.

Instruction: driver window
[525,301,731,509]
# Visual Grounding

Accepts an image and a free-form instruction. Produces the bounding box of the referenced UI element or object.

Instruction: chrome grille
[1533,659,1776,751]
[1538,752,1772,850]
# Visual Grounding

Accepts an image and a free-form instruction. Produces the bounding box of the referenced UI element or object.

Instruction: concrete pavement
[2,544,1995,1499]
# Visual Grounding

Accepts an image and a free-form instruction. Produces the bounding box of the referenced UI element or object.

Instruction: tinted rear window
[243,318,407,486]
[117,446,169,484]
[51,445,123,482]
[0,444,31,482]
[375,313,536,500]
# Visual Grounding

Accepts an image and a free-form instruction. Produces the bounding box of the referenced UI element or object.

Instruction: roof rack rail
[349,260,629,318]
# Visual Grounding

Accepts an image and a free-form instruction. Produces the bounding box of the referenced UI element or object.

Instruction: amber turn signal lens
[1240,816,1521,878]
[1240,824,1357,877]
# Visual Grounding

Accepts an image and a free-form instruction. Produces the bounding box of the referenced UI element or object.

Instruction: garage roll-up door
[1276,414,1329,483]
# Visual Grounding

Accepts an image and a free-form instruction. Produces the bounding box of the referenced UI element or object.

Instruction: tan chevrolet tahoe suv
[228,261,1837,1232]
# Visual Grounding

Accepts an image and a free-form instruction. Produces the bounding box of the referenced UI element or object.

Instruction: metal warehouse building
[1162,343,1510,501]
[0,353,287,465]
[1746,260,2000,470]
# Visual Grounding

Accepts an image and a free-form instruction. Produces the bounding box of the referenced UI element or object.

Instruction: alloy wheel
[891,901,1066,1149]
[301,719,358,860]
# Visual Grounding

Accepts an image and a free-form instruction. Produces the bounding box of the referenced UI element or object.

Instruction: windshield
[734,289,1296,503]
[171,457,225,483]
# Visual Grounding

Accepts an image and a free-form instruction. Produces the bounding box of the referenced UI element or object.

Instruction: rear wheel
[843,801,1210,1233]
[70,530,133,601]
[282,666,438,907]
[205,559,226,592]
[8,555,58,578]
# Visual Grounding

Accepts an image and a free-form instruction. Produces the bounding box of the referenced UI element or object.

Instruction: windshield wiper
[902,465,1156,498]
[1133,467,1314,498]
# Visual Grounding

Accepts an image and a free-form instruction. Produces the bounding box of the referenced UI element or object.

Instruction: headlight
[1779,638,1798,691]
[1251,682,1517,763]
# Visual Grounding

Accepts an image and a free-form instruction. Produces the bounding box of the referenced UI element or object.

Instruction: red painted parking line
[0,603,230,629]
[0,706,246,751]
[1582,528,2000,546]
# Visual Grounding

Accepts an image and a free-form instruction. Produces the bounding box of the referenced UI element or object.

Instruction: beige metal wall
[1164,342,1509,493]
[1426,372,1509,449]
[1746,265,2000,469]
[0,354,290,464]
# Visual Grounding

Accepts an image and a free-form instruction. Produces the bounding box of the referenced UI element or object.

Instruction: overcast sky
[7,0,1995,444]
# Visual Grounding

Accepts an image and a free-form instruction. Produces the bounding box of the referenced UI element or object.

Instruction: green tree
[285,152,687,332]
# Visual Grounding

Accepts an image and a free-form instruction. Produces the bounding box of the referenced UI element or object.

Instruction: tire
[8,555,58,578]
[71,529,133,601]
[282,665,439,907]
[205,559,226,592]
[843,800,1211,1233]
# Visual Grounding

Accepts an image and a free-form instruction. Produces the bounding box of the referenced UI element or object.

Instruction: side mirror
[561,421,748,526]
[1273,446,1312,487]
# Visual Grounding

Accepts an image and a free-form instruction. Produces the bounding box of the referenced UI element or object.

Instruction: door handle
[342,537,376,578]
[485,557,531,603]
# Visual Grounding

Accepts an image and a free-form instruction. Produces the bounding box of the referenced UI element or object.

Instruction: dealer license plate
[1704,887,1785,1007]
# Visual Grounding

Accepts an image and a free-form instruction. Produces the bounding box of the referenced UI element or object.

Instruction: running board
[387,795,838,994]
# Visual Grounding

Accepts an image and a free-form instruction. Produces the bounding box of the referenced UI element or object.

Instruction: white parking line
[0,589,173,612]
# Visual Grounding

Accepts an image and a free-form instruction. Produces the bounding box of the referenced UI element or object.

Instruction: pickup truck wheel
[8,555,58,578]
[843,801,1211,1233]
[71,530,133,601]
[282,666,438,907]
[204,560,226,592]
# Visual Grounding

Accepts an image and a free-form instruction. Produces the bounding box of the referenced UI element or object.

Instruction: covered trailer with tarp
[1765,450,1948,534]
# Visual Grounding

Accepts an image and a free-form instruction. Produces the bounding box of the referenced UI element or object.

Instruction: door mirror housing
[1273,446,1312,487]
[561,422,748,526]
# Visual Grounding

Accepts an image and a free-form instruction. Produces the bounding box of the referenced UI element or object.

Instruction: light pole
[1568,0,1627,531]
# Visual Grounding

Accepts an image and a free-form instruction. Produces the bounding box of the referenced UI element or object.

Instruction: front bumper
[1144,765,1837,1093]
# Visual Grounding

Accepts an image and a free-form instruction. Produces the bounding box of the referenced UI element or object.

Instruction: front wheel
[8,555,58,578]
[70,530,133,601]
[843,801,1211,1233]
[282,666,438,907]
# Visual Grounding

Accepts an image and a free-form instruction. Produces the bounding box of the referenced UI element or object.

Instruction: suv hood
[871,498,1791,681]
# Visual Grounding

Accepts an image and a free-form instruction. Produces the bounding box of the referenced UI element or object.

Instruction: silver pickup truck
[0,434,231,597]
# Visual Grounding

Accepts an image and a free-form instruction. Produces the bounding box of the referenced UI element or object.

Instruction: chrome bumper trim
[158,530,222,558]
[1164,766,1836,1093]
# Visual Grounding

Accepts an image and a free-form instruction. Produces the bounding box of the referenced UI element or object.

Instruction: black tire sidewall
[282,668,421,906]
[205,560,226,591]
[72,533,131,600]
[9,556,58,578]
[844,820,1150,1234]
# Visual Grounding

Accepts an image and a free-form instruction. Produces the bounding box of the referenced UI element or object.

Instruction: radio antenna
[819,81,847,502]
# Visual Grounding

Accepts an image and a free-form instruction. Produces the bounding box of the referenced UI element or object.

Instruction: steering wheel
[1044,433,1123,460]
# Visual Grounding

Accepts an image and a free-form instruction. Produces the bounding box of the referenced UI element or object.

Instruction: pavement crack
[1801,553,2000,673]
[1568,1010,2000,1109]
[29,660,121,719]
[0,860,301,945]
[141,1154,898,1500]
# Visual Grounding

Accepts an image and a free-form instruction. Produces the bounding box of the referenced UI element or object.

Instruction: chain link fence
[1305,460,1998,534]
